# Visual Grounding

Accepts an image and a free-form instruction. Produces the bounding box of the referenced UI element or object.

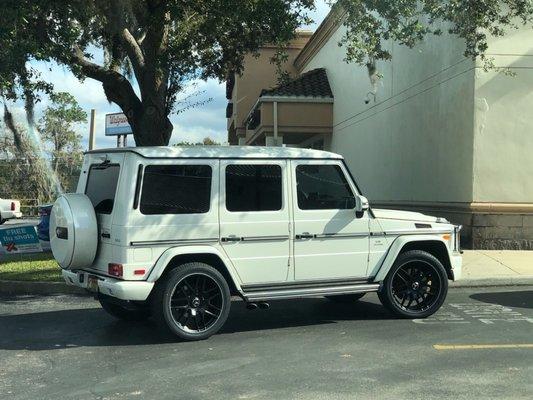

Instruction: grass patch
[0,252,61,282]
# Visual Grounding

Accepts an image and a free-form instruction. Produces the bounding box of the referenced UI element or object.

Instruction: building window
[140,165,212,214]
[226,164,282,212]
[296,164,355,210]
[226,73,235,99]
[226,102,233,118]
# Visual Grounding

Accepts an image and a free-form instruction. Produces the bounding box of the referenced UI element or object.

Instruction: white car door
[290,160,370,281]
[219,160,291,285]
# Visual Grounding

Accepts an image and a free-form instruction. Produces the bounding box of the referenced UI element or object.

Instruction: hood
[372,208,447,223]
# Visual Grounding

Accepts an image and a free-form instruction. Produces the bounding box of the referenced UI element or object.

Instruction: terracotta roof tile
[260,68,333,98]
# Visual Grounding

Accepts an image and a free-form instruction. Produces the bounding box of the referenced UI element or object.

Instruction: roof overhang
[293,6,346,73]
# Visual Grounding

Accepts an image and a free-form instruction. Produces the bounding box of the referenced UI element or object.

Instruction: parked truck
[0,198,22,224]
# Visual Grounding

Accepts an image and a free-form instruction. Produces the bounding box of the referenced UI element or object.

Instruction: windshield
[85,163,120,214]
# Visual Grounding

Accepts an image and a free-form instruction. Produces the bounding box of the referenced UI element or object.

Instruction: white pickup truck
[0,198,22,224]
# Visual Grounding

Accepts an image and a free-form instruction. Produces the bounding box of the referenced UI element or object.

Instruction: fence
[19,199,41,217]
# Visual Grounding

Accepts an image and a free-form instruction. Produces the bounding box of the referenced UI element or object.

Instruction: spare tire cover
[50,193,98,269]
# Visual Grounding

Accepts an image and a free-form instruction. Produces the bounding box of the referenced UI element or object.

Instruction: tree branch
[70,47,142,115]
[71,47,110,82]
[94,0,146,80]
[121,28,146,72]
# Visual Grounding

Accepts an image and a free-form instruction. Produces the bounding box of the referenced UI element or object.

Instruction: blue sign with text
[0,225,42,254]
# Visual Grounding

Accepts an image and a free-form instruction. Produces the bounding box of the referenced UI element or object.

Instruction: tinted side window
[226,164,282,212]
[296,164,355,210]
[140,165,212,215]
[85,164,120,214]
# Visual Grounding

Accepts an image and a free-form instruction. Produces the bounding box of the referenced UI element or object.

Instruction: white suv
[50,146,462,340]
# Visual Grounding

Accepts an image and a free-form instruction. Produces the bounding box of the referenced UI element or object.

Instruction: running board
[243,283,380,302]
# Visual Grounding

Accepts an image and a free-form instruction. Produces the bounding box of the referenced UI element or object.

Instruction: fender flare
[146,245,243,290]
[373,235,452,282]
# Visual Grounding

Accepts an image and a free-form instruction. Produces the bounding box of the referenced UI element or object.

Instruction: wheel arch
[146,245,242,296]
[373,235,454,282]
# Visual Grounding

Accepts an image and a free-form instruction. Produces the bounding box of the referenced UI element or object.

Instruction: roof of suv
[87,146,343,160]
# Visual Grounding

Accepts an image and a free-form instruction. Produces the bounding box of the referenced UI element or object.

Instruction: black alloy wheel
[169,273,224,333]
[379,250,448,319]
[151,262,231,340]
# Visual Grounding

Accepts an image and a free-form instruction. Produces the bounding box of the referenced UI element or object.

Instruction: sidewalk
[453,250,533,287]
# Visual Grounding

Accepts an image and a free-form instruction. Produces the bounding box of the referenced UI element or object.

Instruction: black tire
[0,214,5,225]
[325,293,366,303]
[379,250,448,319]
[151,262,231,341]
[98,297,151,321]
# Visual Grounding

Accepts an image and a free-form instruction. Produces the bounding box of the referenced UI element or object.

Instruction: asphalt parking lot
[1,287,532,400]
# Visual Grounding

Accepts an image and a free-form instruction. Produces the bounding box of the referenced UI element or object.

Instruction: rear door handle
[221,236,242,242]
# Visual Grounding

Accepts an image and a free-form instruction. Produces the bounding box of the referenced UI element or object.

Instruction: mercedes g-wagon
[50,146,462,340]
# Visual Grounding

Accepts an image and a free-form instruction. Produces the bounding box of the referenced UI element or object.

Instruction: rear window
[85,164,120,214]
[140,165,212,215]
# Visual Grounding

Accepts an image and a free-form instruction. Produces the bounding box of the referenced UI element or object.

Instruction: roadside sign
[105,112,132,136]
[0,225,42,254]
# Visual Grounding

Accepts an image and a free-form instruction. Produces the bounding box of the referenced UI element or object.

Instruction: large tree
[0,0,312,146]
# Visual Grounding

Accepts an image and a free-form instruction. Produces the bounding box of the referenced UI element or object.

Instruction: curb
[0,280,87,296]
[450,276,533,288]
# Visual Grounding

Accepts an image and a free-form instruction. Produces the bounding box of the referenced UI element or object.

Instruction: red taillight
[11,202,15,211]
[108,263,123,278]
[134,269,146,276]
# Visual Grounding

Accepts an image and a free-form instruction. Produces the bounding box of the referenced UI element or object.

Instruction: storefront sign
[105,112,132,136]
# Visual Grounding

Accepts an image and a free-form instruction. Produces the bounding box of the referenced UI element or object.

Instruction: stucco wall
[472,27,533,203]
[301,24,476,204]
[230,34,312,136]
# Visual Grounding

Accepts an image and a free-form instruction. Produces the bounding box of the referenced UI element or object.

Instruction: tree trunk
[96,70,172,146]
[74,43,174,146]
[127,102,173,146]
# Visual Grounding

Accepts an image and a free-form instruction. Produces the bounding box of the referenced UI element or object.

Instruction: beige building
[226,9,533,250]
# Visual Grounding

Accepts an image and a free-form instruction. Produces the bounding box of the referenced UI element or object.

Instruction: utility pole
[89,109,96,150]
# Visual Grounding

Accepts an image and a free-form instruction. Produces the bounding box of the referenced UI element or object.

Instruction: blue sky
[7,1,330,150]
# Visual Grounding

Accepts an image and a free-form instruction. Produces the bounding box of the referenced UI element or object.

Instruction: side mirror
[355,195,369,214]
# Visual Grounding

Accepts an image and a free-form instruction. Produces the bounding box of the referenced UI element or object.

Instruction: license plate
[87,275,99,292]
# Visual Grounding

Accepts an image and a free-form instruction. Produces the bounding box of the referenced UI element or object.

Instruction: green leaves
[338,0,533,66]
[38,92,86,190]
[0,0,314,145]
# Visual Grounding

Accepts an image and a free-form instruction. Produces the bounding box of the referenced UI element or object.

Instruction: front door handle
[221,236,242,242]
[295,233,315,240]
